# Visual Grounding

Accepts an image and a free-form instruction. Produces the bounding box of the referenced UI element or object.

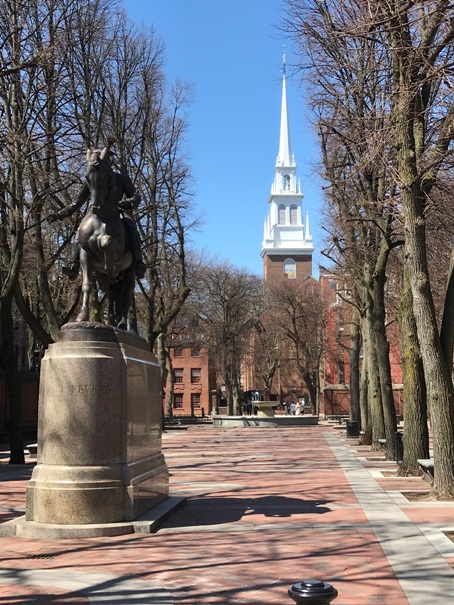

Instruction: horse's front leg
[107,291,116,326]
[116,264,135,331]
[76,248,94,322]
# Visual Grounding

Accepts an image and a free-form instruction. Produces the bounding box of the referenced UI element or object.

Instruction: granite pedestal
[19,323,170,537]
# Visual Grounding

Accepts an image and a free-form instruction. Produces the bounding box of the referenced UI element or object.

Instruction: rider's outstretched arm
[48,182,90,222]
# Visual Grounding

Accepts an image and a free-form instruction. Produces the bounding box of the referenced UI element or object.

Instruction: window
[284,258,296,279]
[174,394,183,409]
[283,174,290,190]
[338,361,345,384]
[278,204,286,224]
[191,346,200,357]
[290,204,298,225]
[191,393,201,408]
[191,368,201,384]
[174,346,183,357]
[174,368,183,383]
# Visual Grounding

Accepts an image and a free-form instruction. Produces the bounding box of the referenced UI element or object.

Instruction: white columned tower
[261,56,314,282]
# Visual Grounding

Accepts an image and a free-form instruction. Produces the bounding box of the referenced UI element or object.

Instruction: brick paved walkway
[0,424,454,604]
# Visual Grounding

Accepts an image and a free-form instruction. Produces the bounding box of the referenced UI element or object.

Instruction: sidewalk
[0,424,454,604]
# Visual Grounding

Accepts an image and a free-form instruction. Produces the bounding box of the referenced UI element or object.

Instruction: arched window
[290,204,298,225]
[283,174,291,191]
[284,258,296,279]
[278,204,286,224]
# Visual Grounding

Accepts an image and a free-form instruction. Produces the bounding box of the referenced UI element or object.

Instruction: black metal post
[288,579,338,604]
[395,431,403,463]
[346,420,359,438]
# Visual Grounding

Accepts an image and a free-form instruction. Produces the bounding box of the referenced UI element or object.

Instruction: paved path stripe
[0,569,173,604]
[326,432,454,605]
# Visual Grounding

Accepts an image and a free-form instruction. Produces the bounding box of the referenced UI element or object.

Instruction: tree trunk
[364,310,385,448]
[404,199,454,494]
[233,384,242,416]
[372,260,397,460]
[303,370,317,415]
[155,332,168,421]
[349,307,361,425]
[390,5,454,496]
[224,370,234,416]
[1,295,24,464]
[398,263,429,475]
[165,353,174,417]
[359,343,371,443]
[440,248,454,377]
[14,283,52,347]
[397,112,454,493]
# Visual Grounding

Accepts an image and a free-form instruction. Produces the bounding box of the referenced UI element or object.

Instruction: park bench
[378,439,386,450]
[326,415,348,424]
[27,443,38,458]
[417,459,434,486]
[164,418,188,430]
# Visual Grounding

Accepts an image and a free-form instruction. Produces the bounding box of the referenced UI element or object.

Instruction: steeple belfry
[261,56,314,282]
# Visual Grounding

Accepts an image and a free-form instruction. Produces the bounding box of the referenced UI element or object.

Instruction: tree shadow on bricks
[160,494,332,528]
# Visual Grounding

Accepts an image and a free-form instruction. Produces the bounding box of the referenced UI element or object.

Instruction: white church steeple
[261,56,314,280]
[277,56,294,168]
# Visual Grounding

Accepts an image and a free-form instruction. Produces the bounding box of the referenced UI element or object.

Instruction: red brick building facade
[318,272,403,417]
[168,345,216,417]
[263,254,313,283]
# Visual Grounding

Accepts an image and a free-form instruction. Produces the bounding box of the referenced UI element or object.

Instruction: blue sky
[123,0,324,277]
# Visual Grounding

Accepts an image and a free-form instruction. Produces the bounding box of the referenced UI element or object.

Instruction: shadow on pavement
[160,494,332,528]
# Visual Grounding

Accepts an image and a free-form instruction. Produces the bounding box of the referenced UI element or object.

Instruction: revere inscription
[64,384,113,395]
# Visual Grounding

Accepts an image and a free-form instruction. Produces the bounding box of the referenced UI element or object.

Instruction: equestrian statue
[48,146,146,330]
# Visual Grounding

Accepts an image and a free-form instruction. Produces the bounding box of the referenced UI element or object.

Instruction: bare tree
[379,0,454,495]
[193,262,262,416]
[0,0,194,461]
[0,0,70,462]
[135,78,194,352]
[266,278,325,414]
[282,0,401,457]
[284,0,454,492]
[252,313,282,395]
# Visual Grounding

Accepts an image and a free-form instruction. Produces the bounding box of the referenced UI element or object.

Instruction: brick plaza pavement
[0,424,454,604]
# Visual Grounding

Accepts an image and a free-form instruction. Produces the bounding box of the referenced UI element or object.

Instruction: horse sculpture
[75,147,135,330]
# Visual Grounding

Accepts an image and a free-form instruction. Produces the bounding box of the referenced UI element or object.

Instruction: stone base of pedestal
[19,323,170,535]
[1,495,185,539]
[25,454,168,525]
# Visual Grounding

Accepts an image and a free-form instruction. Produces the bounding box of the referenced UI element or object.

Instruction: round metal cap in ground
[288,579,338,604]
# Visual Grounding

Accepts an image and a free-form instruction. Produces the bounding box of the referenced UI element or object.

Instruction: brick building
[261,57,314,282]
[318,271,403,417]
[252,56,315,406]
[167,343,216,417]
[256,59,403,417]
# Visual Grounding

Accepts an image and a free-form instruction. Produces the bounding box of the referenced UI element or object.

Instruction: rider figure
[48,160,146,279]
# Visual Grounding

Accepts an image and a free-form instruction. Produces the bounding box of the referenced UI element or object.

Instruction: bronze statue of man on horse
[48,146,146,330]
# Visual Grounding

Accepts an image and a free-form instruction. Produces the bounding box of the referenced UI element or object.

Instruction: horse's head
[85,147,116,214]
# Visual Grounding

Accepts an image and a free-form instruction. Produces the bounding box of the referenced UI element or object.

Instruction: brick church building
[243,56,316,407]
[166,57,402,418]
[261,57,314,283]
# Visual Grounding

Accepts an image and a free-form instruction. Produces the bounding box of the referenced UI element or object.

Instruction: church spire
[262,55,314,278]
[277,54,293,167]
